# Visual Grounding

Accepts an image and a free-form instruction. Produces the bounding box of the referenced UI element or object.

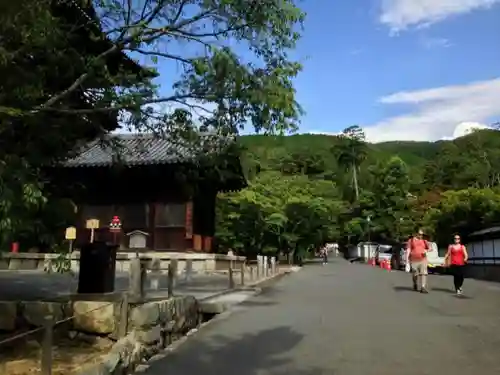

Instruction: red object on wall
[109,215,122,233]
[11,242,19,253]
[185,202,193,239]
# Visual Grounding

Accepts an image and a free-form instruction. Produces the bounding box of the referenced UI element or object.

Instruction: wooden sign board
[86,219,100,229]
[65,226,77,240]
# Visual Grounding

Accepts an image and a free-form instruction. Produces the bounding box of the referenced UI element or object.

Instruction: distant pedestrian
[444,234,468,296]
[320,247,328,265]
[406,229,430,293]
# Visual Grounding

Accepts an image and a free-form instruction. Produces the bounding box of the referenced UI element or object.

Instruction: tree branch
[37,94,214,114]
[126,48,195,65]
[37,4,218,111]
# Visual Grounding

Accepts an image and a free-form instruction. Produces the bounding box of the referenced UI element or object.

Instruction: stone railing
[0,252,246,275]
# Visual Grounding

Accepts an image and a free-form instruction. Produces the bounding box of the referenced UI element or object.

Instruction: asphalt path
[140,258,500,375]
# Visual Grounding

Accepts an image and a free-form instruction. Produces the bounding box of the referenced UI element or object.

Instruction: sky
[293,0,500,142]
[146,0,500,143]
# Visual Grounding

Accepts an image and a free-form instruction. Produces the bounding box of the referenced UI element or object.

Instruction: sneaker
[420,288,429,294]
[456,288,463,296]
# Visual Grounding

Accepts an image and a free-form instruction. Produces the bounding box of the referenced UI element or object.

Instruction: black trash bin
[77,241,118,294]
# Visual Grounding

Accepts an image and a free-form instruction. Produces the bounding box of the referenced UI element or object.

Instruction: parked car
[390,242,407,270]
[426,242,446,273]
[374,244,393,265]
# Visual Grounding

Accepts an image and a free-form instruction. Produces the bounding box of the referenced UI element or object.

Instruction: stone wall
[0,252,246,274]
[0,300,118,334]
[0,296,200,374]
[80,296,199,375]
[466,264,500,282]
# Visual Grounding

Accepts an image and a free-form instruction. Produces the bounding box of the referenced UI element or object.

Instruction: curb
[132,268,296,373]
[198,268,294,302]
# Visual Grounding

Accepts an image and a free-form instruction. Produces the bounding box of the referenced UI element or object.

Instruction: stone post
[129,257,145,302]
[257,255,263,279]
[271,256,276,275]
[184,259,193,282]
[149,258,161,290]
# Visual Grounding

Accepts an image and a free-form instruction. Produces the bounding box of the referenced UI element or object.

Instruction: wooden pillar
[202,236,213,251]
[185,201,194,251]
[147,203,156,249]
[193,234,202,251]
[192,188,217,252]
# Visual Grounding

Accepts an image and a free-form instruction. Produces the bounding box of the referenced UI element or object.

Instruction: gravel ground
[139,258,500,375]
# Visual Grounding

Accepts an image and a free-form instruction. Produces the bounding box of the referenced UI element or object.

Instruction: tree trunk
[352,161,359,200]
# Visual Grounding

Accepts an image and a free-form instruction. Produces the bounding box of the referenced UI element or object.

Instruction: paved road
[140,258,500,375]
[0,271,233,301]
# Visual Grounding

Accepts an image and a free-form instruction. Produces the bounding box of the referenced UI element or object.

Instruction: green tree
[0,0,306,246]
[423,188,500,245]
[2,0,305,134]
[348,156,412,243]
[215,172,343,264]
[334,125,367,201]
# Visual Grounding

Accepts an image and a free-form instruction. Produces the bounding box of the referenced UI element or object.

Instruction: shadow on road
[393,285,474,300]
[393,286,416,293]
[143,326,326,375]
[431,287,455,294]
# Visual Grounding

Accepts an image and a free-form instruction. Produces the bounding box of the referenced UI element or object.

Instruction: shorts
[411,260,428,276]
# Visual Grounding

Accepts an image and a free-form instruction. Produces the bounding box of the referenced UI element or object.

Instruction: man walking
[406,229,430,293]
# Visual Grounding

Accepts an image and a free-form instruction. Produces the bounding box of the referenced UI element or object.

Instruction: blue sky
[292,0,500,142]
[144,0,500,142]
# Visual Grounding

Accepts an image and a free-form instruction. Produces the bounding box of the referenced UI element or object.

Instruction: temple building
[46,133,246,252]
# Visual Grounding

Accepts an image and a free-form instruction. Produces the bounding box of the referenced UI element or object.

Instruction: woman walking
[444,234,468,296]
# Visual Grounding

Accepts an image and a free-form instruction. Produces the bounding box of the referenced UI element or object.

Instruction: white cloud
[380,0,500,33]
[421,36,452,48]
[364,77,500,142]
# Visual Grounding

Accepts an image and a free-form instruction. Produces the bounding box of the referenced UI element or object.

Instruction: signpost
[65,226,77,252]
[85,219,100,243]
[109,216,122,245]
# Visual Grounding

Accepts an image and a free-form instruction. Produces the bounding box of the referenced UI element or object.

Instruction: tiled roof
[63,133,234,167]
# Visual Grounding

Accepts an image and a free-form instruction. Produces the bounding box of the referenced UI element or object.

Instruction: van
[426,242,446,273]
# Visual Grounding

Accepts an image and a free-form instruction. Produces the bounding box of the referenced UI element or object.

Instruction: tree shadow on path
[142,326,328,375]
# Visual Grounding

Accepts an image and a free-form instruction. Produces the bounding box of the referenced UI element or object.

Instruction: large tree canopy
[0,0,305,246]
[1,0,305,139]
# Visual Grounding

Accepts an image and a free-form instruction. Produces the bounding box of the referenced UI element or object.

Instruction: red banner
[185,202,193,239]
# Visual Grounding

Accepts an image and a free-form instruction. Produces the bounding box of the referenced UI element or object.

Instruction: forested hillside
[215,127,500,260]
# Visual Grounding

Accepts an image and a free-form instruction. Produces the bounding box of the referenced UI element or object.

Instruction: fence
[0,255,279,374]
[129,255,279,301]
[0,300,119,375]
